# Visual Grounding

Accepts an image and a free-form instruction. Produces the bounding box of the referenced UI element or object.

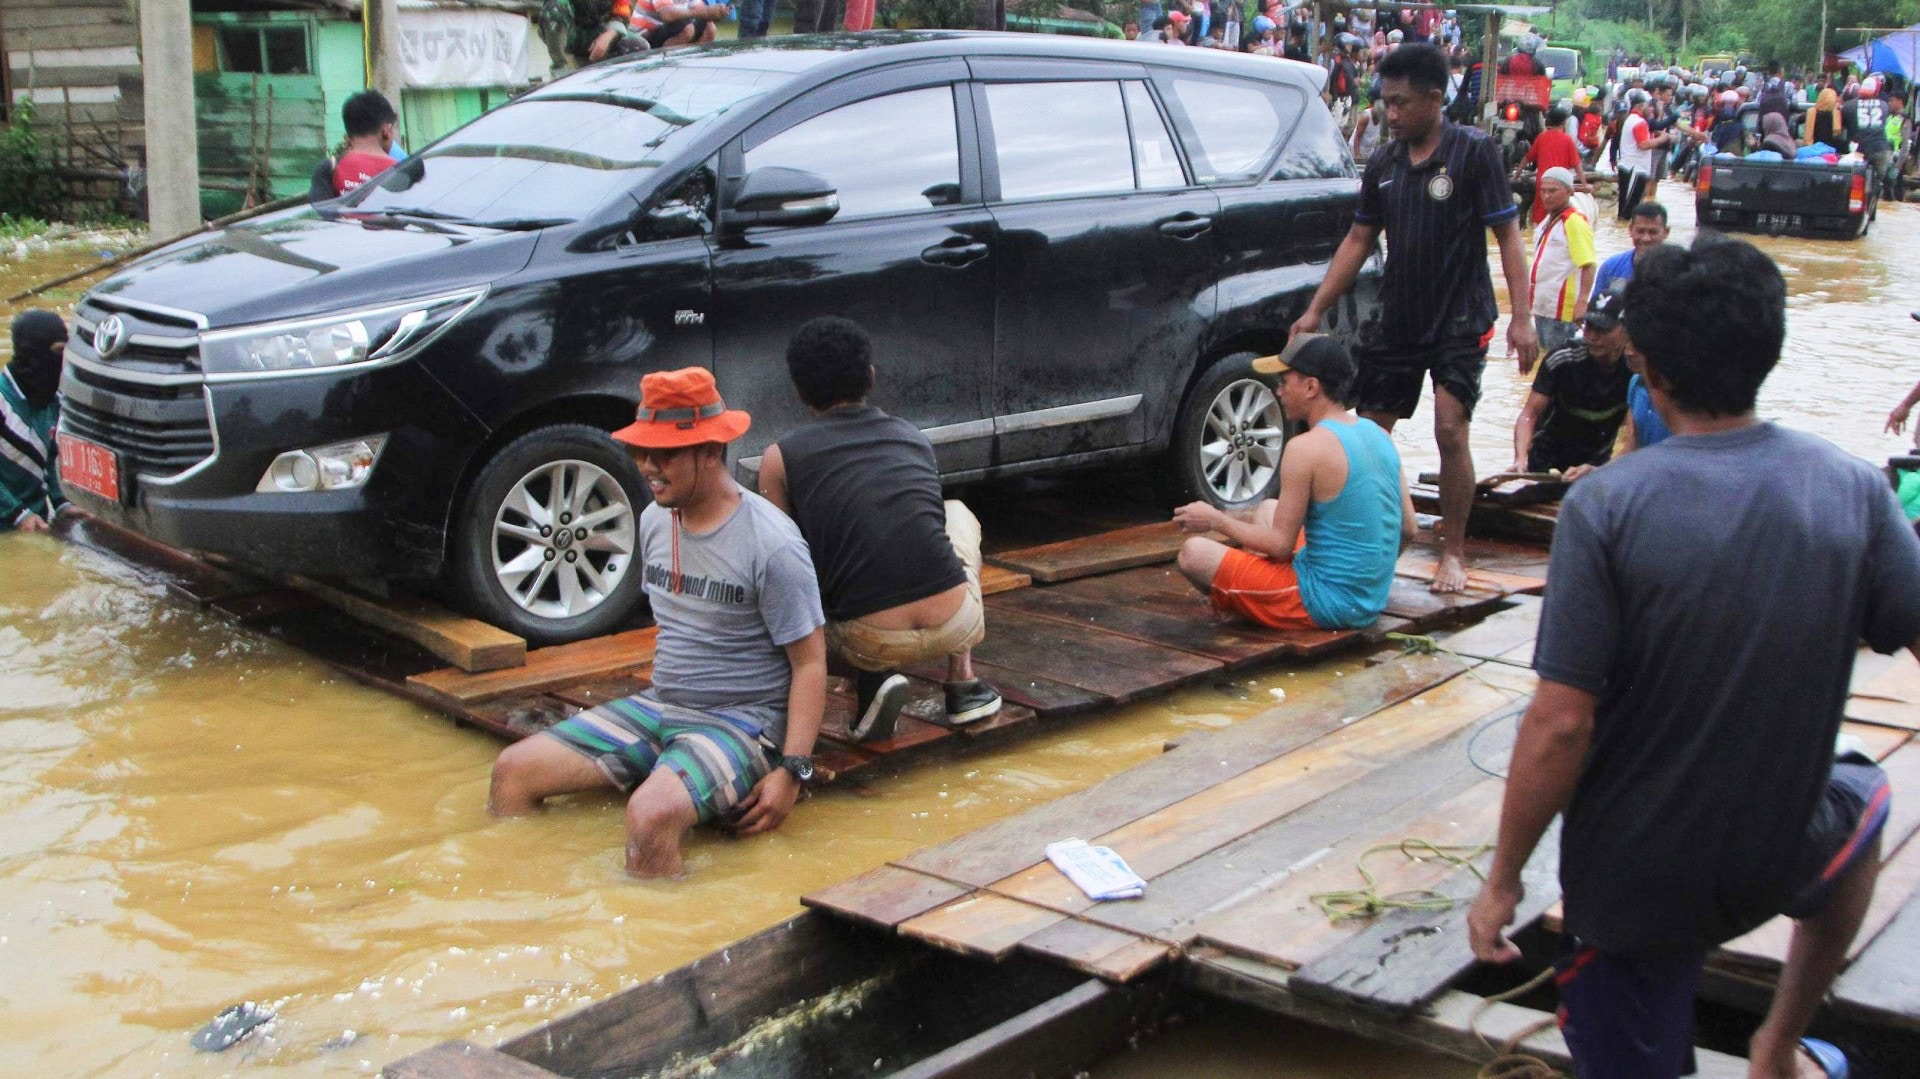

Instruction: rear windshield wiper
[377,206,469,222]
[352,212,462,235]
[468,217,576,231]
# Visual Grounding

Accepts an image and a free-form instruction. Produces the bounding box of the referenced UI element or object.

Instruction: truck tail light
[1849,173,1867,213]
[1697,163,1712,195]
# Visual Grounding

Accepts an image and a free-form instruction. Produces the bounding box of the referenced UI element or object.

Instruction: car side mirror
[725,166,839,230]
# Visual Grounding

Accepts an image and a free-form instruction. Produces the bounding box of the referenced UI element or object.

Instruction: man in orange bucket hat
[489,368,827,878]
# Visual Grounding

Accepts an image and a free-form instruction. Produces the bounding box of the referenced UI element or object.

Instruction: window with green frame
[218,24,312,76]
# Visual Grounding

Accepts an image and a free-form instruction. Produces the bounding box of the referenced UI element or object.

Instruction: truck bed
[1695,156,1876,239]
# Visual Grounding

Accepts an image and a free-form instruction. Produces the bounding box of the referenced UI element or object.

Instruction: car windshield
[1540,48,1579,81]
[345,56,797,227]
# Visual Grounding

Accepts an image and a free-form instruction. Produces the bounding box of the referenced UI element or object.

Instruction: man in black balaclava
[3,309,70,532]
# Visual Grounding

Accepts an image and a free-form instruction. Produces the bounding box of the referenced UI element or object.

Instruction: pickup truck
[1695,155,1879,239]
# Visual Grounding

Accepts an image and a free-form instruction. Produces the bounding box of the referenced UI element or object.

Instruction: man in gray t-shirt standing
[1469,237,1920,1079]
[489,368,826,879]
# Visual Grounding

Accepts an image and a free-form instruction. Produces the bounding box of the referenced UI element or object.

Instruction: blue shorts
[1555,760,1891,1079]
[543,692,779,823]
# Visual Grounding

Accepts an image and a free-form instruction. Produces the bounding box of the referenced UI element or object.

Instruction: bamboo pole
[4,194,306,304]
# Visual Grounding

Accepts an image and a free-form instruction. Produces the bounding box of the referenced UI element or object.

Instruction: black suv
[57,31,1379,644]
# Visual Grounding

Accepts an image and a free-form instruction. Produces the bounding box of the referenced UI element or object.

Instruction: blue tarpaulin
[1839,26,1920,79]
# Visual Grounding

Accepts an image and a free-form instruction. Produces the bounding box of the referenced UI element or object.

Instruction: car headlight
[200,289,484,377]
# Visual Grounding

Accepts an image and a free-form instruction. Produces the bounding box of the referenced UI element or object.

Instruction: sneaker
[944,678,1003,725]
[851,671,909,743]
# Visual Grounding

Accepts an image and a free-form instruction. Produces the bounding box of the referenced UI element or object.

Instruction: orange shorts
[1209,541,1319,631]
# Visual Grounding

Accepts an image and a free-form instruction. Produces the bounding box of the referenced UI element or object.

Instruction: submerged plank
[984,521,1193,583]
[407,628,657,707]
[384,1041,568,1079]
[803,865,972,930]
[895,651,1468,888]
[55,513,263,604]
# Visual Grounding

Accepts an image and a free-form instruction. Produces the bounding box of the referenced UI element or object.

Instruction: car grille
[60,359,216,479]
[71,296,202,376]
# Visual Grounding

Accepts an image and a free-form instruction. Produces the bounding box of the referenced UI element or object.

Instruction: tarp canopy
[1839,24,1920,79]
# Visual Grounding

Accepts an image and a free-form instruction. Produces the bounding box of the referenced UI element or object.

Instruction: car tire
[1172,352,1288,511]
[449,424,650,646]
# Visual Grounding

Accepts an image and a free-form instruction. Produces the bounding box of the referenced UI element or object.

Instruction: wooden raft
[53,509,1542,789]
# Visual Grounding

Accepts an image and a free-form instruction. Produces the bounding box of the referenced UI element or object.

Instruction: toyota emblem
[94,315,128,360]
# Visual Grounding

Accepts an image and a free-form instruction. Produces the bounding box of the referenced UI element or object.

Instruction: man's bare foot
[1431,551,1470,594]
[625,837,687,880]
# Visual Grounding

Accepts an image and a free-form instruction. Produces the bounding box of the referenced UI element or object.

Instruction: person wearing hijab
[2,309,70,533]
[1806,88,1848,153]
[1760,111,1798,159]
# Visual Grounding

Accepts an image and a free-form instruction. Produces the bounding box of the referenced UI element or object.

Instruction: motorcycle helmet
[1862,77,1881,98]
[1718,89,1741,107]
[1627,88,1651,108]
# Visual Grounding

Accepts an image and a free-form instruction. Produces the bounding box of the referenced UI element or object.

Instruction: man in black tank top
[758,318,1001,742]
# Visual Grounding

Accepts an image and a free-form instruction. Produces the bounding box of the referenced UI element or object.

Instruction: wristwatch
[779,755,815,783]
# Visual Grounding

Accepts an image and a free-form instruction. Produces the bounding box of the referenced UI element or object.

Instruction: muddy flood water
[1,197,1915,1078]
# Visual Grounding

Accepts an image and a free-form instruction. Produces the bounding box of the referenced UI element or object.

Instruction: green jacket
[0,368,64,528]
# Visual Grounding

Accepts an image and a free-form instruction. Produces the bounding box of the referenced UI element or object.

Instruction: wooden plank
[207,587,323,625]
[965,608,1223,704]
[1431,596,1540,664]
[406,628,657,707]
[1715,740,1920,971]
[898,893,1068,960]
[286,576,524,674]
[1192,778,1508,969]
[985,521,1194,584]
[1290,823,1562,1015]
[1180,957,1752,1079]
[1382,577,1507,625]
[895,651,1469,887]
[1844,720,1911,763]
[462,693,575,741]
[1016,918,1175,982]
[992,675,1534,926]
[903,656,1108,718]
[1833,878,1920,1032]
[1072,683,1534,946]
[384,1036,564,1075]
[978,564,1031,596]
[546,674,652,710]
[1395,553,1547,596]
[1847,655,1920,732]
[383,1041,569,1079]
[802,864,972,930]
[888,980,1142,1079]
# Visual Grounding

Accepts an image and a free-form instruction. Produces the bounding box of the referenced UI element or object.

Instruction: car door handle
[921,239,989,267]
[1157,214,1213,239]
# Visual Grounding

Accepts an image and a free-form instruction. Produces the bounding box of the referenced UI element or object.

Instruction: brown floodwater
[2,198,1913,1078]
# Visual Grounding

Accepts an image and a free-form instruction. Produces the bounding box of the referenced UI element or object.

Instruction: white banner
[398,9,531,89]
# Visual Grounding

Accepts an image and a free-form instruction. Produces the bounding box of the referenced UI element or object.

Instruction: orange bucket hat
[611,367,752,449]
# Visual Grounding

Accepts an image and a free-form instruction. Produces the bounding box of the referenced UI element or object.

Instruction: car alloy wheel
[489,459,637,619]
[1199,377,1285,505]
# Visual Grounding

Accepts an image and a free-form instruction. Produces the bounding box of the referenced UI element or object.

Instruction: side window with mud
[743,87,963,220]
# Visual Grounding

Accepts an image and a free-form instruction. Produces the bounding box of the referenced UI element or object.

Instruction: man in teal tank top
[1173,336,1416,630]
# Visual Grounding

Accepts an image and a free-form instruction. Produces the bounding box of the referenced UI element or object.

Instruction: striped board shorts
[543,692,780,823]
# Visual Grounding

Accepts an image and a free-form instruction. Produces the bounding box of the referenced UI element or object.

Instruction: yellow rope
[1470,966,1567,1079]
[1307,839,1493,923]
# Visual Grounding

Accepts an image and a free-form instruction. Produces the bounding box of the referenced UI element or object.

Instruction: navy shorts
[1354,334,1488,420]
[1555,760,1891,1079]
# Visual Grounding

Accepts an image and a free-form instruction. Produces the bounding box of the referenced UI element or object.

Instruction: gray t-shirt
[641,491,824,740]
[1537,423,1920,954]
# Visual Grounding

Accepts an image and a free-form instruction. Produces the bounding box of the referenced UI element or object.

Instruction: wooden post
[366,0,407,144]
[139,0,202,235]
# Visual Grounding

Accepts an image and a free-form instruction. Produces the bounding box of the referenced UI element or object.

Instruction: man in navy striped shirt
[1291,43,1537,593]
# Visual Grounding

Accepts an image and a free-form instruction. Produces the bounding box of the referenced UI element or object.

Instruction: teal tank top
[1293,418,1404,629]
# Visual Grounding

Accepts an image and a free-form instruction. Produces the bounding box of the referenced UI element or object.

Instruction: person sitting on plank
[1172,335,1417,631]
[1507,287,1631,481]
[758,318,1001,743]
[1468,234,1920,1079]
[488,368,826,878]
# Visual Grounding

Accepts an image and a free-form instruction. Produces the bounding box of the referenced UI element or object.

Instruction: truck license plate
[56,430,122,503]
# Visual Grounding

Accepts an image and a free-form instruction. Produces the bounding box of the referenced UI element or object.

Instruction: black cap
[1253,333,1357,388]
[1585,287,1626,331]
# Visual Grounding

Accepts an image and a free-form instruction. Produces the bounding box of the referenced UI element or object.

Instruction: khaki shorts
[827,500,987,671]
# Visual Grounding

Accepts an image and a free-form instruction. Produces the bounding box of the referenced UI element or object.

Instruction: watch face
[785,756,814,782]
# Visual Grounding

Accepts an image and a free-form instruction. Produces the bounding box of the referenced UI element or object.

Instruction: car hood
[86,207,540,328]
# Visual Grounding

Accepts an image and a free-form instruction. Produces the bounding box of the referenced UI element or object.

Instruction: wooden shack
[0,0,145,217]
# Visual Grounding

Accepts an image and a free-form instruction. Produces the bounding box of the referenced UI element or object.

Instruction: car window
[1169,74,1288,182]
[744,86,962,220]
[1124,82,1187,189]
[1270,91,1353,180]
[985,81,1135,200]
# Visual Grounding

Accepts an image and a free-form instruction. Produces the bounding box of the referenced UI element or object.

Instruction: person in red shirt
[1577,103,1605,164]
[332,90,399,197]
[1521,106,1587,225]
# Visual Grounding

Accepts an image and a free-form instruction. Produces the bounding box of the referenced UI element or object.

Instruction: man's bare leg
[1429,387,1475,593]
[947,651,976,683]
[624,768,701,879]
[489,735,613,816]
[1746,833,1881,1079]
[1176,500,1277,593]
